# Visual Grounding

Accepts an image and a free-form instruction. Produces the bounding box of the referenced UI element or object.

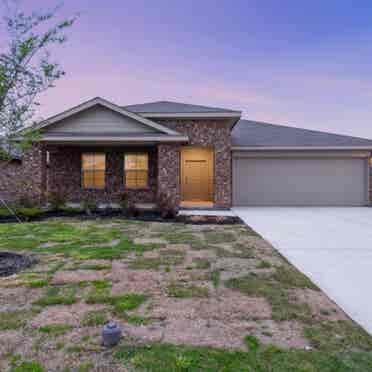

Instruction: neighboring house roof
[124,101,242,118]
[232,120,372,150]
[36,97,185,138]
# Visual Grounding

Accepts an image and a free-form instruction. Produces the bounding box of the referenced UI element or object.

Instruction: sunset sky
[2,0,372,138]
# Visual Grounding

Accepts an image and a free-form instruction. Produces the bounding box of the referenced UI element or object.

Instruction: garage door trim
[232,151,370,207]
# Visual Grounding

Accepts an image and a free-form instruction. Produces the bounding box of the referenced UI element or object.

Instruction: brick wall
[0,144,44,204]
[154,119,232,208]
[46,145,157,204]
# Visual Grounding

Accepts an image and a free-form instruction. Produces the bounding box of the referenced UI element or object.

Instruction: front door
[181,147,214,202]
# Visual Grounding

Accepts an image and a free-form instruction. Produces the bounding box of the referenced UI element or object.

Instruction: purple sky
[3,0,372,138]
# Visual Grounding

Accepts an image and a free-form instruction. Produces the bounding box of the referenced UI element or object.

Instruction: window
[124,153,149,188]
[82,153,105,189]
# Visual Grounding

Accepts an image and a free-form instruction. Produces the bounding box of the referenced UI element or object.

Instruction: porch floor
[180,201,214,208]
[178,209,236,216]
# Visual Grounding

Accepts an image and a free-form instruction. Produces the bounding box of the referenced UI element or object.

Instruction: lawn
[0,218,371,371]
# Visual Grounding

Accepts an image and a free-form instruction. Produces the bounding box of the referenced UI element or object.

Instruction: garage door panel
[233,158,367,206]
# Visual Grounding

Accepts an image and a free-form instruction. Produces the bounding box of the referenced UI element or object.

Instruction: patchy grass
[111,293,147,314]
[192,257,211,269]
[304,321,372,353]
[211,269,221,288]
[0,310,29,330]
[257,260,272,269]
[204,231,236,244]
[273,266,319,290]
[77,361,94,372]
[167,283,209,298]
[1,218,372,370]
[116,342,372,372]
[38,324,73,337]
[129,254,184,270]
[85,280,112,304]
[81,310,109,327]
[74,262,112,271]
[123,314,151,326]
[33,286,77,307]
[11,360,45,372]
[226,274,313,322]
[214,245,255,259]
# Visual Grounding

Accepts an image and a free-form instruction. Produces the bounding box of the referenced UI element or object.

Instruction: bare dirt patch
[290,288,349,322]
[52,269,111,285]
[30,303,107,327]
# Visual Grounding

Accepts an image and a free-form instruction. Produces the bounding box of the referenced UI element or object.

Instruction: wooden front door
[181,147,214,202]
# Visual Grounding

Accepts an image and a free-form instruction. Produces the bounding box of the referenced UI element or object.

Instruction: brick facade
[0,144,44,204]
[46,145,158,205]
[0,119,233,209]
[154,119,232,208]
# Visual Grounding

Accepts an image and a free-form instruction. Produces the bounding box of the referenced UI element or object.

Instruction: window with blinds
[81,153,106,189]
[124,153,149,188]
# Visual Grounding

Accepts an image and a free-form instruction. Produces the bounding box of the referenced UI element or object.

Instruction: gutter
[232,146,372,151]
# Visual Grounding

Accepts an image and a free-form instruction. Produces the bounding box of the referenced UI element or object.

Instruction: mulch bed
[0,252,37,277]
[0,209,243,225]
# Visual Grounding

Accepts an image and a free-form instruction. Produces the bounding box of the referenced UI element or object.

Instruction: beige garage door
[233,157,367,206]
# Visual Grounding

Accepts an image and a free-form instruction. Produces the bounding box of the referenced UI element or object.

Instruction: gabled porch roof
[37,97,188,144]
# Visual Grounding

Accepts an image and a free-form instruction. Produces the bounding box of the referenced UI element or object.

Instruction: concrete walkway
[234,207,372,334]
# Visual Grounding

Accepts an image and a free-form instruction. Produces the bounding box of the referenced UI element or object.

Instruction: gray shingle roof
[124,101,239,114]
[232,120,372,148]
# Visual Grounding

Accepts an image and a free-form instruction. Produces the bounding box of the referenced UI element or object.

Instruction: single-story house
[2,96,372,208]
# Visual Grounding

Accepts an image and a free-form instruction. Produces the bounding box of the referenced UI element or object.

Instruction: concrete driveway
[233,207,372,334]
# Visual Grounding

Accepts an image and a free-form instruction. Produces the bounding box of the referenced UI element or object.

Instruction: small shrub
[120,192,129,211]
[18,195,36,208]
[127,203,140,218]
[82,199,98,215]
[48,191,66,210]
[158,192,178,219]
[16,207,43,220]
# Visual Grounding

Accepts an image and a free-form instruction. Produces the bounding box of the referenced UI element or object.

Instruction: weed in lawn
[257,260,272,269]
[211,269,221,288]
[84,282,146,317]
[38,324,73,337]
[225,274,312,322]
[0,310,28,330]
[304,321,372,353]
[214,245,254,259]
[123,314,151,326]
[75,262,112,270]
[129,255,184,270]
[111,293,147,314]
[192,257,211,269]
[82,310,109,327]
[204,231,236,244]
[162,231,202,245]
[11,360,45,372]
[167,283,209,298]
[77,361,94,372]
[273,266,319,290]
[33,286,77,307]
[85,280,112,304]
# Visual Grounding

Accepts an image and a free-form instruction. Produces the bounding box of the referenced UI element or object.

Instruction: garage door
[233,157,367,206]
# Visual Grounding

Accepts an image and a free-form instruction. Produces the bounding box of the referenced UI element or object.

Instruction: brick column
[40,146,47,205]
[157,144,181,209]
